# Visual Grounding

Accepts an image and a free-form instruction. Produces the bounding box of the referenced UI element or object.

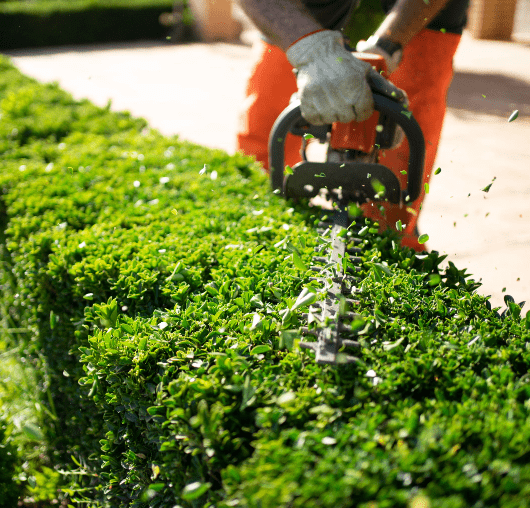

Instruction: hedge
[0,414,18,508]
[1,54,530,507]
[0,0,183,50]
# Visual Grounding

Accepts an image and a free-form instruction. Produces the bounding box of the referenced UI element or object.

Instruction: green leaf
[508,110,519,122]
[250,313,263,330]
[181,482,211,500]
[285,165,293,175]
[303,133,315,139]
[434,167,441,175]
[148,483,165,492]
[277,391,296,405]
[371,178,386,197]
[429,274,441,286]
[291,288,317,311]
[292,251,308,271]
[50,310,57,330]
[418,234,429,244]
[250,344,271,355]
[481,177,496,193]
[22,423,44,441]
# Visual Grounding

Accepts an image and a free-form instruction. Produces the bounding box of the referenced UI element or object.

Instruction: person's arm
[236,0,322,51]
[373,0,451,46]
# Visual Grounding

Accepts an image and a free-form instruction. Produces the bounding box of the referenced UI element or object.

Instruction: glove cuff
[357,35,403,74]
[286,29,344,68]
[287,29,327,51]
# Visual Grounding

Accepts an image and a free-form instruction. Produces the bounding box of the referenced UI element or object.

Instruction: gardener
[236,0,469,251]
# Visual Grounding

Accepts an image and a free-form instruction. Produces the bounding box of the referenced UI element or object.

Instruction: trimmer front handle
[269,91,425,204]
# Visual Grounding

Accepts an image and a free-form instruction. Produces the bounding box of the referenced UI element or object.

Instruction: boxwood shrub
[0,414,19,508]
[0,0,181,50]
[1,54,530,507]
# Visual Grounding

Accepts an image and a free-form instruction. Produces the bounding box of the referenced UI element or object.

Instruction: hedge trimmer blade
[299,205,362,365]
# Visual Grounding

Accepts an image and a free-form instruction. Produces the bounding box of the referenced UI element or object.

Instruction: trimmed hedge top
[0,0,178,50]
[0,0,175,14]
[1,54,530,508]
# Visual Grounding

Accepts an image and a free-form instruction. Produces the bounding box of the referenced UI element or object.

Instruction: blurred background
[2,0,530,309]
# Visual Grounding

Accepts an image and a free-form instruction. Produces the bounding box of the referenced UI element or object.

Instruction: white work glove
[286,30,375,126]
[356,35,402,75]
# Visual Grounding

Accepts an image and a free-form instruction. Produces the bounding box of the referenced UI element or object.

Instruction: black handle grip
[269,93,425,203]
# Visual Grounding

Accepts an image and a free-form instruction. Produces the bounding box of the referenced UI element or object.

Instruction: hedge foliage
[0,0,180,50]
[0,414,19,508]
[1,54,530,508]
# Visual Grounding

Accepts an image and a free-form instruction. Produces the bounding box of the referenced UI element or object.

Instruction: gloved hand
[356,35,402,75]
[286,30,375,126]
[355,37,408,149]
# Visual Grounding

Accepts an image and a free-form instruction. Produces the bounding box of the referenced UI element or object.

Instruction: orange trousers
[237,29,461,251]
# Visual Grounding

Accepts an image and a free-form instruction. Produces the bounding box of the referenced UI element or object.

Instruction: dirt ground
[5,28,530,311]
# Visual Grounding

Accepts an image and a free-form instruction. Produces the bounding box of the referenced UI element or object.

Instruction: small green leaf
[181,482,211,500]
[292,251,308,271]
[250,313,262,330]
[291,288,317,311]
[250,344,271,355]
[396,220,403,231]
[428,274,441,286]
[400,170,407,175]
[83,293,94,300]
[285,165,293,175]
[148,483,165,492]
[418,234,429,244]
[50,310,57,330]
[277,391,296,405]
[371,178,386,197]
[508,110,519,122]
[303,133,315,139]
[314,173,326,178]
[138,336,148,351]
[424,182,429,194]
[482,177,496,193]
[22,423,44,441]
[358,226,369,236]
[434,167,441,175]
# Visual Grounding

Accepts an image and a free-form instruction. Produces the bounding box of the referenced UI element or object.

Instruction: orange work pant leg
[361,29,462,251]
[236,41,301,171]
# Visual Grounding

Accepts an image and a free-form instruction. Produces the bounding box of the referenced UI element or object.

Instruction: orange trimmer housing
[329,53,387,153]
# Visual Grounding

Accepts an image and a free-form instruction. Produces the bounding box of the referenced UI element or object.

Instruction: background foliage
[0,0,184,50]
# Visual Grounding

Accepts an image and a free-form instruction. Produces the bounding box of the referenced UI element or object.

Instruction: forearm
[374,0,450,46]
[237,0,323,51]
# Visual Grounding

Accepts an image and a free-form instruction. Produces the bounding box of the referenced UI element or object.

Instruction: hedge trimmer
[268,55,425,365]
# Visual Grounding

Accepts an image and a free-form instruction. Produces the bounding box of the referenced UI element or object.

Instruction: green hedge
[0,0,181,50]
[0,415,18,508]
[1,54,530,507]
